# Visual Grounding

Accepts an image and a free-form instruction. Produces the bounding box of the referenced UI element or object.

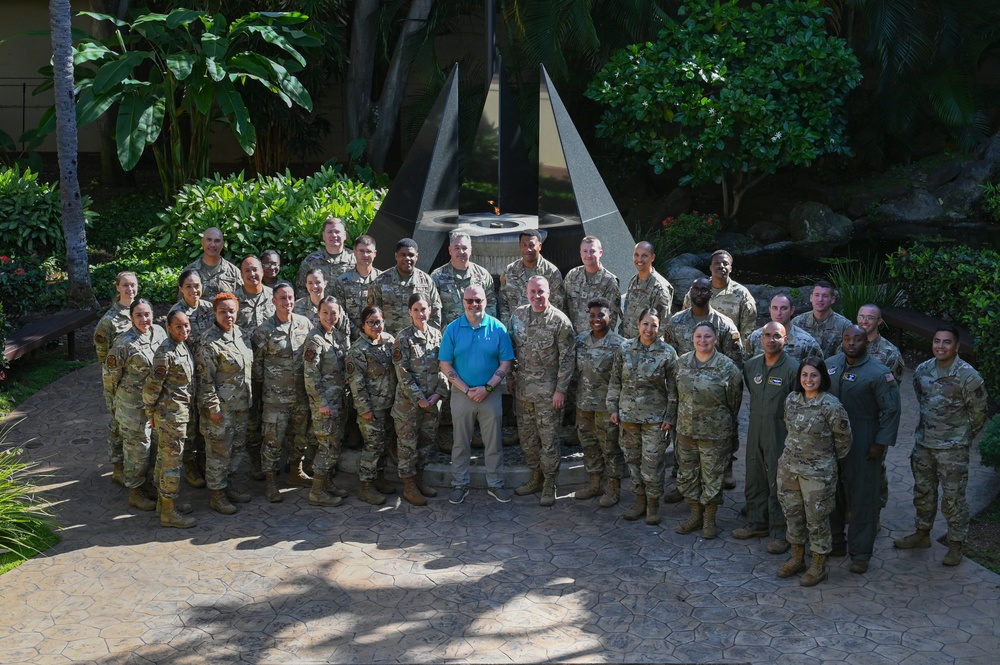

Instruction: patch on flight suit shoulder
[827,365,837,375]
[753,373,763,385]
[153,366,167,379]
[885,372,895,383]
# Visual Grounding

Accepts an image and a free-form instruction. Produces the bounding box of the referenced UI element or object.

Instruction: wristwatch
[485,384,493,393]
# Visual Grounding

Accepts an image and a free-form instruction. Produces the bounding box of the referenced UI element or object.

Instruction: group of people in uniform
[94,219,988,585]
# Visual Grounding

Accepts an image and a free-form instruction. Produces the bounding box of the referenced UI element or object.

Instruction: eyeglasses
[365,319,384,327]
[463,298,483,304]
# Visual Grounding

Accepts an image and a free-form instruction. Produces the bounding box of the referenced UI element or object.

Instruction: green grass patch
[0,519,60,575]
[1,348,92,420]
[966,490,1000,575]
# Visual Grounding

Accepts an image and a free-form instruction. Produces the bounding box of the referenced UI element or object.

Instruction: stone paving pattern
[1,363,998,664]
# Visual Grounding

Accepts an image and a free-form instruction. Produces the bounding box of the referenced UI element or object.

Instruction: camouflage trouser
[118,408,152,489]
[911,445,970,542]
[261,402,311,473]
[202,408,248,490]
[246,380,264,465]
[777,467,836,554]
[577,410,624,479]
[310,412,343,477]
[357,409,393,482]
[153,419,188,499]
[182,408,205,467]
[619,422,667,498]
[676,434,728,506]
[103,384,124,464]
[516,399,563,476]
[392,399,440,478]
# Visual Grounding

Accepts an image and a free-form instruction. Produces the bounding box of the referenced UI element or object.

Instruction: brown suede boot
[624,491,647,521]
[702,504,718,539]
[129,487,155,511]
[184,459,206,488]
[402,477,427,506]
[159,497,196,528]
[264,472,282,503]
[210,489,237,515]
[778,544,807,578]
[373,471,397,495]
[599,478,621,508]
[515,469,544,496]
[893,528,931,549]
[323,472,350,498]
[414,469,437,497]
[111,462,125,486]
[675,500,703,534]
[645,497,661,525]
[943,541,964,566]
[287,459,312,487]
[539,475,557,507]
[359,481,386,506]
[309,477,342,507]
[225,483,252,504]
[800,553,829,586]
[575,473,603,500]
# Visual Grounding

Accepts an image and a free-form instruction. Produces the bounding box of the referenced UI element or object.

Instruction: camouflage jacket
[606,338,678,425]
[745,324,822,362]
[251,313,313,405]
[780,391,853,476]
[913,357,988,449]
[143,336,195,423]
[293,296,351,339]
[197,324,253,413]
[675,350,743,440]
[392,324,448,405]
[333,267,381,340]
[234,284,274,333]
[563,265,621,334]
[347,332,397,414]
[168,298,216,353]
[663,307,744,368]
[622,269,674,339]
[106,325,167,426]
[792,310,851,358]
[575,330,626,413]
[183,256,241,299]
[431,261,496,327]
[369,267,442,335]
[683,279,757,340]
[868,335,904,377]
[94,302,131,365]
[303,325,351,416]
[498,257,565,328]
[295,247,356,293]
[509,304,576,401]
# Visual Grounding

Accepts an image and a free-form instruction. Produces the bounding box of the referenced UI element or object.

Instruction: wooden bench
[3,309,101,363]
[881,306,977,365]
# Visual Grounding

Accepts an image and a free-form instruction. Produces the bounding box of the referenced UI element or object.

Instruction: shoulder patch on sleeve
[885,372,895,383]
[153,365,167,379]
[106,356,117,368]
[392,347,403,361]
[732,331,740,340]
[94,333,105,344]
[346,361,356,374]
[304,348,316,362]
[840,419,849,431]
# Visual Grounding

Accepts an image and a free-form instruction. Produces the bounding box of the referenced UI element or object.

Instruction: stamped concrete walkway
[1,363,998,664]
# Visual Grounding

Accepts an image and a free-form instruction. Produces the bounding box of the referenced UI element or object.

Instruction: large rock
[787,202,853,242]
[935,161,993,215]
[664,253,707,303]
[747,221,789,244]
[877,189,944,222]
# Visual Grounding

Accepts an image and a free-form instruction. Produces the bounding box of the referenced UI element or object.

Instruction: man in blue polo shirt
[440,285,515,503]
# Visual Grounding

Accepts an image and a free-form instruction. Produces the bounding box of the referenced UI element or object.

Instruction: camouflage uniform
[743,353,800,539]
[675,350,743,505]
[868,335,905,377]
[198,324,253,490]
[745,324,822,362]
[563,265,621,334]
[431,261,496,327]
[303,324,351,477]
[606,339,679,497]
[683,279,757,341]
[391,325,448,477]
[575,330,627,480]
[827,352,901,563]
[333,267,381,340]
[143,337,195,500]
[168,298,215,467]
[622,269,674,339]
[347,332,397,481]
[910,357,988,542]
[183,256,241,300]
[792,310,851,358]
[105,325,167,488]
[293,297,351,338]
[234,284,274,332]
[95,302,132,464]
[295,247,356,293]
[778,391,853,553]
[252,314,314,473]
[498,257,565,328]
[663,307,744,368]
[369,268,442,335]
[509,304,576,476]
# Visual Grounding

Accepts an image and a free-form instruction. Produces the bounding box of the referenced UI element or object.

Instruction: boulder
[664,253,707,302]
[935,160,993,215]
[787,202,853,242]
[877,189,944,222]
[747,221,789,245]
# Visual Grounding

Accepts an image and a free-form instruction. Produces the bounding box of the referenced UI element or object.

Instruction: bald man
[184,227,241,299]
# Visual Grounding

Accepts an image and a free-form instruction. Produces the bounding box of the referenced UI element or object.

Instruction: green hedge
[0,166,97,259]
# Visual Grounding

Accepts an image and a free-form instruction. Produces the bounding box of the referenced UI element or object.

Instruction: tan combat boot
[599,477,621,508]
[624,491,647,521]
[264,472,282,503]
[575,474,603,501]
[702,504,719,539]
[246,444,265,481]
[210,489,237,515]
[359,481,386,506]
[893,528,931,549]
[800,553,828,586]
[402,477,427,506]
[287,459,312,487]
[309,477,342,507]
[675,500,704,534]
[515,469,544,496]
[323,471,350,498]
[159,497,196,528]
[539,475,557,507]
[128,487,155,511]
[184,459,206,488]
[777,544,807,578]
[942,541,964,566]
[373,471,397,495]
[645,497,661,525]
[414,469,437,497]
[111,462,125,486]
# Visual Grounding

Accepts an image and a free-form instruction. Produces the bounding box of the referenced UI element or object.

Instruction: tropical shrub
[824,257,904,323]
[640,211,721,265]
[981,181,1000,222]
[91,236,182,305]
[88,191,168,256]
[0,167,96,257]
[0,255,51,324]
[979,415,1000,473]
[0,446,57,559]
[587,0,861,218]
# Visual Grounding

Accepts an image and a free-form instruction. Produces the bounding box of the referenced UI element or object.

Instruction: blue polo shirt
[439,313,514,387]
